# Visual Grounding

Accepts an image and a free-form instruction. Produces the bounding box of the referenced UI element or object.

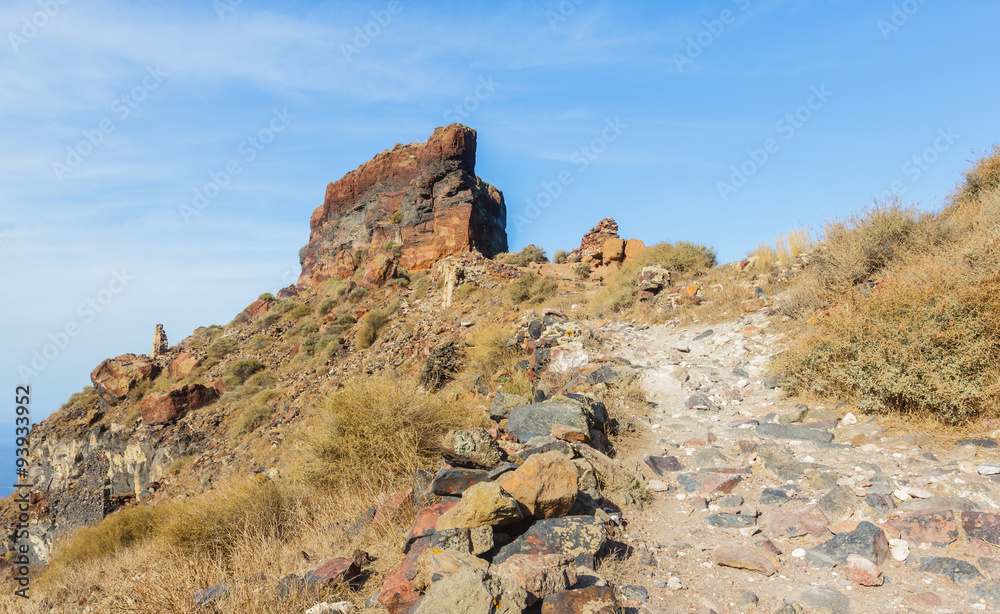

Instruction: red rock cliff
[298,124,508,287]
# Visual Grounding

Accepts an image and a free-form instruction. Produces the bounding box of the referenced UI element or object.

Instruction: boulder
[139,384,218,425]
[805,521,889,568]
[441,428,504,469]
[624,238,645,259]
[569,218,619,264]
[404,502,459,551]
[636,266,670,301]
[359,252,397,289]
[492,516,608,568]
[497,451,579,519]
[540,585,620,614]
[435,482,525,530]
[412,548,488,591]
[889,508,959,547]
[489,391,530,422]
[409,568,526,614]
[762,504,830,538]
[602,238,626,263]
[298,124,507,286]
[711,546,779,576]
[168,351,203,379]
[494,554,577,606]
[506,401,590,443]
[429,467,490,497]
[90,353,158,405]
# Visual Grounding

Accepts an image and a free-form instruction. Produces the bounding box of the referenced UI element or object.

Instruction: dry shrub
[589,241,716,316]
[776,266,1000,424]
[459,324,533,396]
[304,374,479,490]
[356,309,389,348]
[749,228,812,272]
[43,505,168,577]
[509,273,558,304]
[949,145,1000,207]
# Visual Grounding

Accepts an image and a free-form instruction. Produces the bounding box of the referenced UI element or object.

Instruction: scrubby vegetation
[497,244,548,267]
[777,146,1000,424]
[509,273,559,304]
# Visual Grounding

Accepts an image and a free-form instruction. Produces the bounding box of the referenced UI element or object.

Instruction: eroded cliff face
[297,124,508,287]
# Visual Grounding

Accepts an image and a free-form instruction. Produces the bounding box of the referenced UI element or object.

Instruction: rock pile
[568,217,645,268]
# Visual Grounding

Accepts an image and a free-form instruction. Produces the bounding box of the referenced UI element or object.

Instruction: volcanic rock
[90,353,159,405]
[298,124,507,287]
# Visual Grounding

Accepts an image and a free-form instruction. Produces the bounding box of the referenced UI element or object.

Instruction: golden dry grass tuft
[303,374,482,491]
[748,228,812,272]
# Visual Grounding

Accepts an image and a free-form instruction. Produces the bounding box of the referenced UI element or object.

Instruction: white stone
[792,548,806,559]
[667,576,685,590]
[889,539,909,562]
[842,412,857,425]
[306,602,358,614]
[902,486,933,499]
[892,489,912,501]
[979,463,1000,475]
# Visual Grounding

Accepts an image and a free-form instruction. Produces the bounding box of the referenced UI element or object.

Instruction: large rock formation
[298,124,508,287]
[569,217,645,267]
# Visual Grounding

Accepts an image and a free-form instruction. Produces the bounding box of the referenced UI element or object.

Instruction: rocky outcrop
[151,324,168,358]
[90,354,159,405]
[569,217,644,267]
[139,383,218,425]
[298,124,507,287]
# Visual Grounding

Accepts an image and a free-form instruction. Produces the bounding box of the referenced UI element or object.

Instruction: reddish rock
[910,592,942,607]
[677,470,744,494]
[493,517,608,568]
[374,488,414,527]
[138,384,218,425]
[495,554,577,606]
[168,351,202,379]
[242,298,271,319]
[359,252,398,290]
[844,553,884,586]
[711,546,779,576]
[624,238,645,260]
[541,584,619,614]
[961,511,1000,545]
[429,467,490,497]
[90,353,158,405]
[569,218,619,264]
[551,423,588,443]
[378,568,421,614]
[636,266,670,301]
[298,124,507,286]
[305,557,361,588]
[742,298,766,312]
[761,504,830,538]
[602,238,626,263]
[889,508,959,547]
[275,284,299,299]
[404,501,459,551]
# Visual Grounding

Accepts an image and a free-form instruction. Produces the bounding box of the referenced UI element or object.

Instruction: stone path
[603,309,1000,614]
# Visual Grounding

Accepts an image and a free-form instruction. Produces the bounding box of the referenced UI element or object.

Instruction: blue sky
[2,0,1000,435]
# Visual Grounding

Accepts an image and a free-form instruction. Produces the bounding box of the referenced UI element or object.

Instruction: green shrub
[230,392,279,437]
[553,250,568,264]
[348,287,367,303]
[257,312,281,329]
[60,386,100,411]
[286,304,313,321]
[390,209,403,224]
[227,359,265,385]
[574,263,592,280]
[318,298,336,315]
[258,292,275,301]
[509,274,559,304]
[302,333,337,356]
[353,248,366,269]
[384,240,403,258]
[207,337,238,359]
[499,244,549,267]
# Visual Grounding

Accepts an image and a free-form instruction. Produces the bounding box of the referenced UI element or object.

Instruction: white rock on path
[889,539,909,562]
[979,462,1000,475]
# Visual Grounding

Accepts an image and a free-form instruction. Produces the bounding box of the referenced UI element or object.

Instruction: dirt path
[601,310,1000,614]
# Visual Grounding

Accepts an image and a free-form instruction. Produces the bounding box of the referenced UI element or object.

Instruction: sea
[0,441,17,498]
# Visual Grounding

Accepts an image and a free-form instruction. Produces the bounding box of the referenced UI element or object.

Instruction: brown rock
[412,548,488,591]
[360,252,397,290]
[168,351,203,379]
[90,353,158,405]
[889,508,959,547]
[551,424,588,444]
[497,451,579,519]
[602,238,626,263]
[151,324,168,358]
[139,383,218,425]
[436,482,525,530]
[569,218,619,264]
[844,553,883,586]
[306,557,361,588]
[298,124,507,286]
[541,584,619,614]
[742,298,766,312]
[712,546,779,576]
[374,488,414,527]
[242,297,271,318]
[495,554,577,606]
[624,238,645,260]
[761,504,830,538]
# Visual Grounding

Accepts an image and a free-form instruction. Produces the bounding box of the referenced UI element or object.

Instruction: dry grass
[356,309,389,349]
[303,374,481,491]
[748,228,813,272]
